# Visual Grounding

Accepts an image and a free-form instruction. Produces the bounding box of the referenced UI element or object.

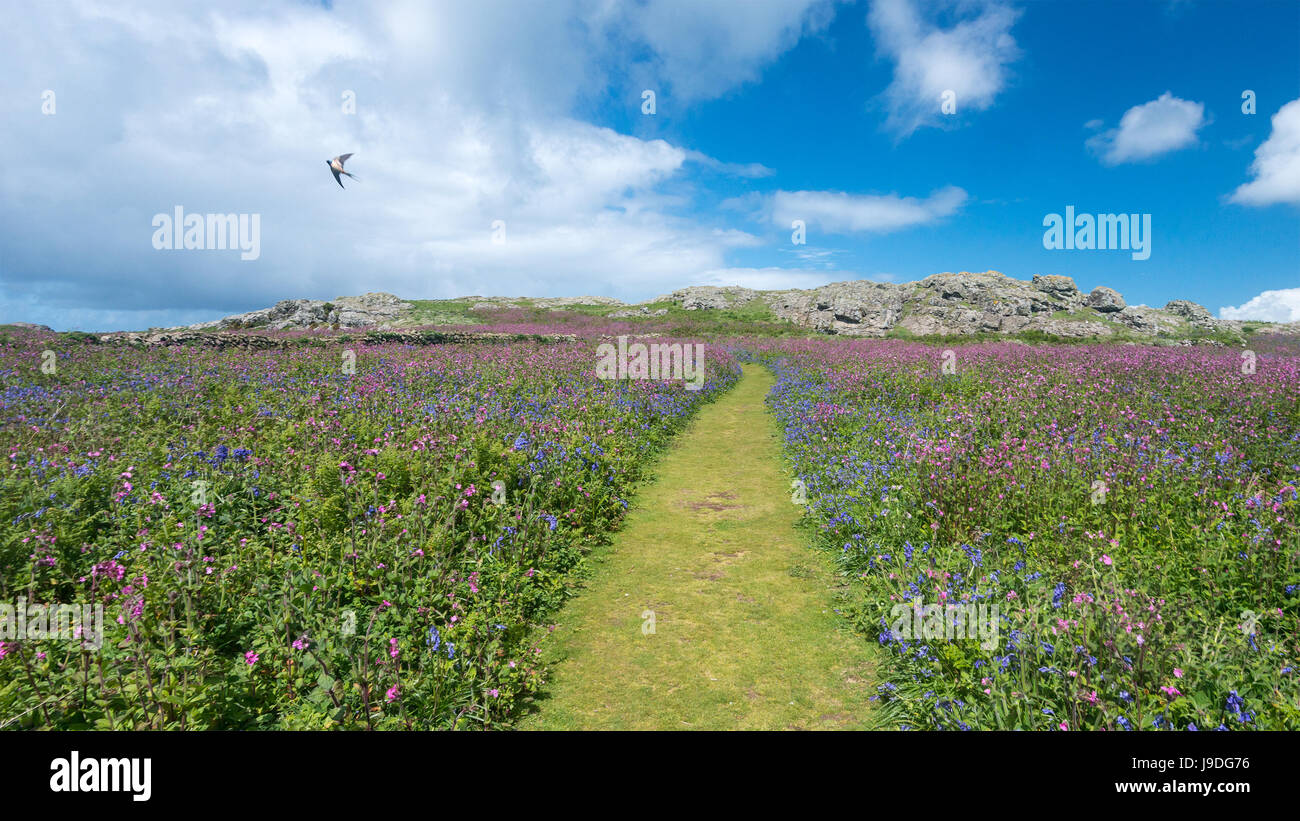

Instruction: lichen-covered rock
[659,286,758,311]
[1032,274,1081,302]
[185,292,413,331]
[1164,296,1211,319]
[127,273,1292,342]
[1163,299,1213,323]
[763,280,905,336]
[333,293,410,328]
[609,307,668,318]
[1086,286,1126,312]
[1026,318,1115,338]
[1113,305,1174,334]
[1253,320,1300,336]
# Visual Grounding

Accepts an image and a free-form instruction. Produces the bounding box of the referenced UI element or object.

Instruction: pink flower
[389,638,400,659]
[1101,554,1113,566]
[385,685,399,702]
[1173,668,1183,678]
[244,651,259,666]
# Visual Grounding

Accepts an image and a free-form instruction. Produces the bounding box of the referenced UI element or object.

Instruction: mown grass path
[518,364,879,730]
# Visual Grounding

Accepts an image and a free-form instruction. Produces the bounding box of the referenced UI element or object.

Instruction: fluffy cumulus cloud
[1087,92,1207,165]
[868,0,1021,138]
[1228,98,1300,207]
[1218,288,1300,323]
[770,186,967,233]
[0,0,834,329]
[616,0,839,102]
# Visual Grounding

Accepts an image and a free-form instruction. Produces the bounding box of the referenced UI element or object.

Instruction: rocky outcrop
[765,280,904,335]
[1032,274,1083,304]
[762,271,1112,337]
[1086,286,1126,312]
[106,274,1294,343]
[3,322,55,332]
[186,292,412,331]
[1255,320,1300,336]
[655,286,758,311]
[609,306,668,318]
[1112,305,1167,334]
[1164,299,1211,320]
[647,270,1278,341]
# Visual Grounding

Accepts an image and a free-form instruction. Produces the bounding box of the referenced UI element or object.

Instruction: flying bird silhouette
[327,153,357,189]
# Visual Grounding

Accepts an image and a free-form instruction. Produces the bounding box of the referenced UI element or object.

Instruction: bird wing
[331,167,346,188]
[335,153,354,167]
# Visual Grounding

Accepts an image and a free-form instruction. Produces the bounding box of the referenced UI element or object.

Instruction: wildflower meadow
[754,338,1300,730]
[0,328,738,728]
[1,324,1296,731]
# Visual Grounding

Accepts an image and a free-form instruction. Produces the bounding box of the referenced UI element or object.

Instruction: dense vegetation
[0,329,738,728]
[3,322,1296,730]
[753,338,1299,729]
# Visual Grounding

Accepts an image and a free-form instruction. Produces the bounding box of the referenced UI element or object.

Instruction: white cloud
[692,267,846,291]
[1087,92,1207,165]
[0,0,825,329]
[780,246,845,268]
[683,150,775,178]
[617,0,838,102]
[868,0,1021,138]
[770,186,968,233]
[1228,98,1300,207]
[1218,288,1300,322]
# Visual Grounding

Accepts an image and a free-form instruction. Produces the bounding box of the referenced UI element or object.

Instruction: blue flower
[1225,690,1255,723]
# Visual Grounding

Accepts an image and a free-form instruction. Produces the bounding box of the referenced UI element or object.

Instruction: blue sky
[2,0,1297,331]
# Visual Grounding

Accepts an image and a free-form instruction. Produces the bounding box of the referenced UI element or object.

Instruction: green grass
[401,299,485,326]
[1049,309,1108,322]
[516,364,880,730]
